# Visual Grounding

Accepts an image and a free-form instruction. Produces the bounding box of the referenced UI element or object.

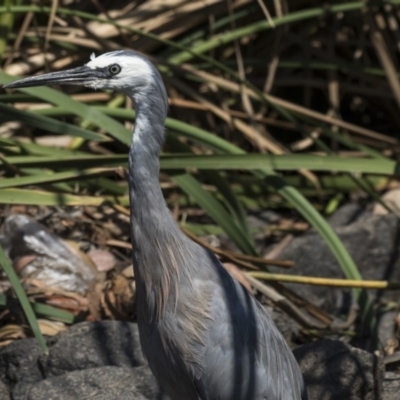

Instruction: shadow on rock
[294,339,384,400]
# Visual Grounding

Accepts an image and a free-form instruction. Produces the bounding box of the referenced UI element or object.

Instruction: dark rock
[23,366,168,400]
[377,311,398,349]
[121,366,168,400]
[0,338,43,386]
[327,203,369,228]
[270,308,300,347]
[383,371,400,400]
[0,379,10,400]
[273,204,400,312]
[0,321,391,400]
[41,321,145,377]
[294,339,384,400]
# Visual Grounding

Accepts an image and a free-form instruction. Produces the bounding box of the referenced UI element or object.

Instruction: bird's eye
[108,64,121,76]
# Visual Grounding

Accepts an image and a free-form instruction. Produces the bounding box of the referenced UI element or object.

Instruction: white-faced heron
[4,51,308,400]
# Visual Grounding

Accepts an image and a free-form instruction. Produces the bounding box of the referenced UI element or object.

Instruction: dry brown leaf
[87,248,117,272]
[64,240,99,271]
[101,270,135,320]
[26,279,90,301]
[395,312,400,335]
[121,266,134,278]
[0,324,25,347]
[13,255,37,274]
[86,280,104,321]
[9,205,28,214]
[38,319,66,336]
[385,337,399,356]
[373,189,400,217]
[43,295,88,314]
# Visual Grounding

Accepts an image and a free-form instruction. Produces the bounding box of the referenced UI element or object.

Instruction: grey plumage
[4,50,308,400]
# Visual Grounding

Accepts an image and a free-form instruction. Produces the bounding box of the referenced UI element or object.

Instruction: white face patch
[85,52,154,94]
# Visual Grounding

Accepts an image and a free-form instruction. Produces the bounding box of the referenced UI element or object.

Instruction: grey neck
[127,83,184,319]
[128,87,167,222]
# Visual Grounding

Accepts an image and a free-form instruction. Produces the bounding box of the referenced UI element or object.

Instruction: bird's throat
[128,101,166,226]
[128,99,181,320]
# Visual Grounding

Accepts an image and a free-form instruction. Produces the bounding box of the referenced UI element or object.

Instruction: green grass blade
[201,170,252,241]
[0,188,116,205]
[167,135,253,247]
[0,244,47,352]
[0,103,107,141]
[157,154,395,174]
[32,302,74,324]
[1,154,126,168]
[0,293,75,324]
[34,106,244,155]
[0,0,15,61]
[0,168,115,189]
[0,72,132,146]
[171,172,256,255]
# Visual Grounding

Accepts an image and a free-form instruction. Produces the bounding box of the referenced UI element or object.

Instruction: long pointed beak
[3,65,106,89]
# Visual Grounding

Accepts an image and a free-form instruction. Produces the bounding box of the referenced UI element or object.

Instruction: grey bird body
[4,50,308,400]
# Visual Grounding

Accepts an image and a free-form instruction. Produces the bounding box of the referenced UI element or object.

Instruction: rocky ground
[0,320,397,400]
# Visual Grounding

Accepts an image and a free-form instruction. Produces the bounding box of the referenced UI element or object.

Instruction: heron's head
[4,51,165,102]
